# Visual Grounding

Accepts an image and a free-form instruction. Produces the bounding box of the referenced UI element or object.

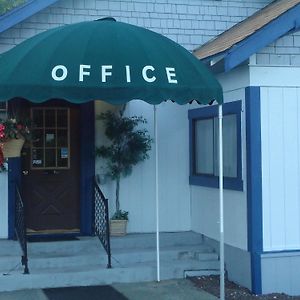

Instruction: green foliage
[96,110,152,218]
[96,111,152,180]
[0,0,27,15]
[111,210,129,220]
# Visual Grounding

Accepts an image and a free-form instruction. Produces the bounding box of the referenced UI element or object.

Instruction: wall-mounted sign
[32,159,42,165]
[61,148,68,159]
[46,133,55,143]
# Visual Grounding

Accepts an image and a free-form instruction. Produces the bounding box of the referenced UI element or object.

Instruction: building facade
[2,0,300,295]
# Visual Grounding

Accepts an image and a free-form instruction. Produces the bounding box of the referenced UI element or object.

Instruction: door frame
[8,101,95,239]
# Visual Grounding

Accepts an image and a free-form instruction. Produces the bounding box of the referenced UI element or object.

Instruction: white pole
[154,105,160,282]
[219,104,225,300]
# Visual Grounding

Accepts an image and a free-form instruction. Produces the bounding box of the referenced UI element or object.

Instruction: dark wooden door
[21,102,80,233]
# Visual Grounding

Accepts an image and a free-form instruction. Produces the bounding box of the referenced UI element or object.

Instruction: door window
[31,108,70,169]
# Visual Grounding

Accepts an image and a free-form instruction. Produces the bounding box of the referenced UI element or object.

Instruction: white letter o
[52,65,68,81]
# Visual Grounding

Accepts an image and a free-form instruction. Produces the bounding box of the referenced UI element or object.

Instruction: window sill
[189,175,243,191]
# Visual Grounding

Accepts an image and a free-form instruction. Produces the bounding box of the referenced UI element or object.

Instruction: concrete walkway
[0,279,218,300]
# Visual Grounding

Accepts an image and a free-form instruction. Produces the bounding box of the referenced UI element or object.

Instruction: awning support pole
[219,104,225,300]
[154,105,160,282]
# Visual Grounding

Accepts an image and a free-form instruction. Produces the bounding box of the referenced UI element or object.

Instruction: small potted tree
[96,110,152,236]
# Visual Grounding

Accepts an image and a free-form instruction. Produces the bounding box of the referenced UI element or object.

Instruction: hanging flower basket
[1,137,25,158]
[0,118,31,161]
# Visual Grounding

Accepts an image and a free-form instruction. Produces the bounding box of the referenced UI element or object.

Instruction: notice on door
[61,148,68,159]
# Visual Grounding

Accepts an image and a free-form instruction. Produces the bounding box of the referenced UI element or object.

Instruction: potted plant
[0,118,31,171]
[96,110,152,236]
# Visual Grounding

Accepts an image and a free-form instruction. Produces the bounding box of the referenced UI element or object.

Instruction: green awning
[0,18,223,105]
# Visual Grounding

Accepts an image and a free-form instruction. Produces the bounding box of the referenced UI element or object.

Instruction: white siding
[250,65,300,87]
[261,87,300,251]
[190,66,248,250]
[0,173,8,238]
[95,100,191,233]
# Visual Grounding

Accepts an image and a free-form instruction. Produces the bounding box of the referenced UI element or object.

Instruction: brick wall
[0,0,270,53]
[256,31,300,66]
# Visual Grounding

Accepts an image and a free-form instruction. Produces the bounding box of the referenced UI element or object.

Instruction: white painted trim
[250,66,300,87]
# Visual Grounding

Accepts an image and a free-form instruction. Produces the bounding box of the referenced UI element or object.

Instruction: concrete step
[0,259,220,292]
[0,240,22,256]
[0,232,204,256]
[110,231,204,249]
[0,232,220,291]
[0,244,218,272]
[29,231,204,252]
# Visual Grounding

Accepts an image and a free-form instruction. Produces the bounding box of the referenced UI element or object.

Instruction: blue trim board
[79,101,95,235]
[224,4,300,71]
[0,0,59,35]
[188,101,243,191]
[245,86,263,294]
[7,158,22,239]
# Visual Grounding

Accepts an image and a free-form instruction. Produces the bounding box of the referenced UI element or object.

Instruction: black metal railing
[14,185,29,274]
[94,179,112,268]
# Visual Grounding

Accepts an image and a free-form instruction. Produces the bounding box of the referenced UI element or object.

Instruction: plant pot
[110,219,128,236]
[2,138,25,158]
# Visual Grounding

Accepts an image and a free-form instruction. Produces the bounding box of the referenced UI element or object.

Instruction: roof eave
[0,0,59,34]
[198,3,300,72]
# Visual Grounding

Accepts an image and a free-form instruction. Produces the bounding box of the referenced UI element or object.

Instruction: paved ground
[0,279,217,300]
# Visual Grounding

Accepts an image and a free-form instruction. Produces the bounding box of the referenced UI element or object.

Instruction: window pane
[57,109,68,127]
[45,110,55,127]
[224,115,237,177]
[195,119,214,175]
[57,148,69,167]
[45,130,56,147]
[57,130,68,147]
[30,107,70,169]
[32,148,44,168]
[32,109,43,127]
[0,102,7,110]
[214,114,237,178]
[45,149,56,168]
[32,129,44,147]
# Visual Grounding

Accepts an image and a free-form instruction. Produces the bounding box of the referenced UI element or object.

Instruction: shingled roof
[194,0,300,69]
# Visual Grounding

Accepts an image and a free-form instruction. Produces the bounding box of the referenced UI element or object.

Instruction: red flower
[0,124,5,131]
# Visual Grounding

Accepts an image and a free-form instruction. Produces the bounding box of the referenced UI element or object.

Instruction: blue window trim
[188,101,243,191]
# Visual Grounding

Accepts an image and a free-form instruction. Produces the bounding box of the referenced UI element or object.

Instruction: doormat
[27,236,80,243]
[43,285,128,300]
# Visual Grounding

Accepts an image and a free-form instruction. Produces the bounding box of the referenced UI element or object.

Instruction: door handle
[22,170,29,176]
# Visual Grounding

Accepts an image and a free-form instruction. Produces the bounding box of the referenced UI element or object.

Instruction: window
[0,102,7,111]
[31,107,70,169]
[189,101,243,190]
[0,102,7,119]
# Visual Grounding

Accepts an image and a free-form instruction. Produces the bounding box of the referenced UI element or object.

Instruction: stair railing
[15,185,29,274]
[94,178,112,268]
